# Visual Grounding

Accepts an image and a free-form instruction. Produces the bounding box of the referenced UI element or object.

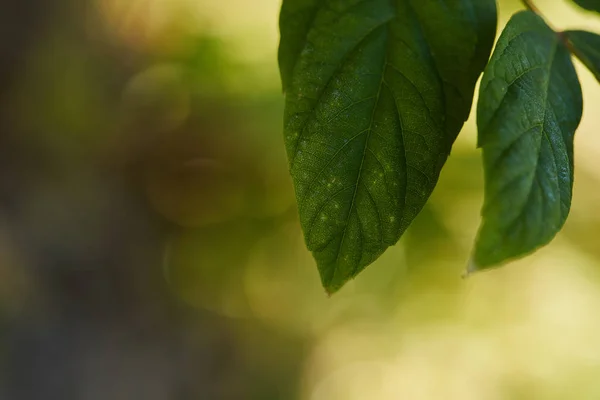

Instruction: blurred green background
[1,1,600,399]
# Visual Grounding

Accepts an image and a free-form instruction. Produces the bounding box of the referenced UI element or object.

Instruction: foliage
[571,0,600,13]
[566,30,600,82]
[278,0,600,293]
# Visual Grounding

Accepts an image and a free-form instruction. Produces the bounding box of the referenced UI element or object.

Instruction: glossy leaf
[566,30,600,82]
[571,0,600,13]
[472,11,583,271]
[279,0,497,292]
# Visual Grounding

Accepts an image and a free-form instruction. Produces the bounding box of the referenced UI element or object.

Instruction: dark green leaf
[279,0,497,293]
[472,11,583,271]
[571,0,600,13]
[565,30,600,83]
[278,0,319,92]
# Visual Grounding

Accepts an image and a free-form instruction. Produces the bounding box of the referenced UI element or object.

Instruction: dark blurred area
[1,1,600,399]
[0,1,302,399]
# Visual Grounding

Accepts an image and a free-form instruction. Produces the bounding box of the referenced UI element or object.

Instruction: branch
[521,0,542,14]
[521,0,558,33]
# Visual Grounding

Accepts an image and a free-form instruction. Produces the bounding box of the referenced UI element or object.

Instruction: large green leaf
[571,0,600,13]
[565,30,600,83]
[472,11,583,271]
[279,0,497,293]
[278,0,319,93]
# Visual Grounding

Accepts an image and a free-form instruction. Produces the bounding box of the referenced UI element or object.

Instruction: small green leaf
[565,30,600,83]
[571,0,600,13]
[279,0,497,293]
[472,11,583,271]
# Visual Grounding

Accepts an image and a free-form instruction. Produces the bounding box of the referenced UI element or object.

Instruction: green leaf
[571,0,600,13]
[472,11,583,271]
[278,0,319,92]
[279,0,497,293]
[565,30,600,83]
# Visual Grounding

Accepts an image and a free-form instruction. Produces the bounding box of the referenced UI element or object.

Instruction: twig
[521,0,558,34]
[521,0,541,14]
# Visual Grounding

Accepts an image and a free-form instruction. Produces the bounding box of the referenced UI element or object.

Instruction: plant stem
[521,0,558,33]
[521,0,541,14]
[523,1,579,61]
[558,31,586,64]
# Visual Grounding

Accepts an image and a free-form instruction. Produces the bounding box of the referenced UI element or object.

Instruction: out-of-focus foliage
[571,0,600,14]
[1,1,600,399]
[566,30,600,82]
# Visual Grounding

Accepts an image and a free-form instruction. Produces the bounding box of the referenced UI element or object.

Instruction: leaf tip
[323,280,344,296]
[462,257,479,278]
[317,259,350,296]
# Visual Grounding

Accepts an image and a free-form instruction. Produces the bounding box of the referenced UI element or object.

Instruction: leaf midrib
[485,33,563,233]
[331,51,389,279]
[511,37,560,227]
[325,5,448,283]
[289,2,462,286]
[288,13,394,171]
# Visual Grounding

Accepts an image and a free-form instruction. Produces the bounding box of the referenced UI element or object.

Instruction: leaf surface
[571,0,600,13]
[566,30,600,83]
[473,11,583,270]
[279,0,497,292]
